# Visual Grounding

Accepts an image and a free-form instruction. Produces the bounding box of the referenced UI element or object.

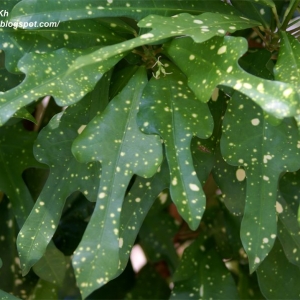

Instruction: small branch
[252,27,268,45]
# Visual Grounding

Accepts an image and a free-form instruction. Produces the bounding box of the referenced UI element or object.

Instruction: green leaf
[119,159,170,274]
[17,75,108,276]
[137,13,259,44]
[139,192,179,272]
[277,194,300,268]
[0,123,40,226]
[0,11,258,126]
[0,67,24,91]
[274,32,300,133]
[71,67,163,298]
[10,0,242,24]
[274,32,300,93]
[138,62,213,230]
[29,279,58,300]
[0,47,123,126]
[257,238,300,299]
[279,170,300,211]
[32,243,66,287]
[0,290,21,300]
[0,196,38,297]
[220,92,300,272]
[164,35,300,119]
[125,264,171,299]
[230,0,272,28]
[171,237,239,299]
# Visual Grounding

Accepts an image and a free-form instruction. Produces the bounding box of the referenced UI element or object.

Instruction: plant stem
[281,0,300,31]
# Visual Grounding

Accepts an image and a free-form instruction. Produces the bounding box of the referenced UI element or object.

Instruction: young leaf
[164,36,300,119]
[71,67,163,298]
[220,92,300,272]
[138,62,213,230]
[17,75,109,276]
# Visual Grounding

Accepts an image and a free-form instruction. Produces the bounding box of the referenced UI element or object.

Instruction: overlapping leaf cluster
[0,0,300,299]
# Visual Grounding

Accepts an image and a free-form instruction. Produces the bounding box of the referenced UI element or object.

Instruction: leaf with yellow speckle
[10,0,242,24]
[171,236,239,299]
[137,12,259,44]
[257,238,300,299]
[196,88,246,216]
[71,67,163,298]
[0,289,21,300]
[0,10,258,126]
[0,47,123,126]
[277,170,300,267]
[274,32,300,133]
[138,61,213,230]
[118,159,170,275]
[139,190,179,272]
[17,75,110,276]
[0,196,38,297]
[277,194,300,268]
[164,36,300,119]
[221,92,300,273]
[0,123,41,226]
[230,0,272,28]
[0,0,124,74]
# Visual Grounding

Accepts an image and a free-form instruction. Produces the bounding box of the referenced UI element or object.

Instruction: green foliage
[0,0,300,299]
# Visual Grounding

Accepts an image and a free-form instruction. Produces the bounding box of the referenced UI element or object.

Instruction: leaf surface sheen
[0,47,123,126]
[16,76,109,276]
[71,67,163,298]
[138,62,213,230]
[0,11,258,126]
[164,36,300,119]
[221,92,300,272]
[10,0,242,24]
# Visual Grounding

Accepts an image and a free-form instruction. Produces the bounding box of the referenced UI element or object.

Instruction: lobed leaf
[138,62,213,230]
[17,75,109,276]
[10,0,241,24]
[0,47,123,126]
[0,10,259,126]
[221,92,300,272]
[71,67,163,298]
[137,13,259,44]
[164,35,300,119]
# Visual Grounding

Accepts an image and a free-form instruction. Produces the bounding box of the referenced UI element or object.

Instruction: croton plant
[0,0,300,299]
